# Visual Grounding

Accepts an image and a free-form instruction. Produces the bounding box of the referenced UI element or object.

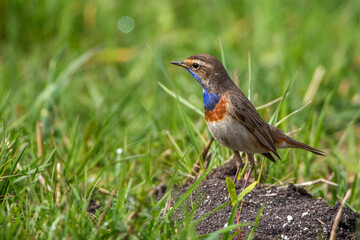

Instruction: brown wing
[261,152,277,163]
[228,91,281,160]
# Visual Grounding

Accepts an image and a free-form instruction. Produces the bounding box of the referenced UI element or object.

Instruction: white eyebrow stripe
[185,59,213,69]
[197,60,213,69]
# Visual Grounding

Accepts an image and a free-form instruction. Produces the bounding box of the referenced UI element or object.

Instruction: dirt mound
[172,160,360,239]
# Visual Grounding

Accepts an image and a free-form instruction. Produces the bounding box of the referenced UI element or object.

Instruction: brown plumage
[171,54,325,187]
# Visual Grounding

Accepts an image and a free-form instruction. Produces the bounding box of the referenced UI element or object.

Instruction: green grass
[1,0,360,238]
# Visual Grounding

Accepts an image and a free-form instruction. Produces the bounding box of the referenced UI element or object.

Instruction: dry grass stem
[186,137,214,184]
[277,178,338,189]
[56,162,62,205]
[275,101,312,127]
[329,189,352,240]
[255,95,286,110]
[303,65,326,103]
[36,120,52,192]
[97,187,118,228]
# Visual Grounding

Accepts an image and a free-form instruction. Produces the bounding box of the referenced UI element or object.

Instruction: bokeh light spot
[118,16,135,33]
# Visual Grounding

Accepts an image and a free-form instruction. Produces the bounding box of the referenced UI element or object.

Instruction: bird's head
[171,54,231,93]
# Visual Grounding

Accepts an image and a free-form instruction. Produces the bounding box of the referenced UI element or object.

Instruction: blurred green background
[1,0,360,238]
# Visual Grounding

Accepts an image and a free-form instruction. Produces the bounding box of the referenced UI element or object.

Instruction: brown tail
[269,125,325,156]
[283,136,325,156]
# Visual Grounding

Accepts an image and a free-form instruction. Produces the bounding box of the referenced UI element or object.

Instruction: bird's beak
[171,61,187,68]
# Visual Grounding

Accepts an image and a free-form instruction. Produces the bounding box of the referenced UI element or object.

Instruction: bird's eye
[192,62,200,69]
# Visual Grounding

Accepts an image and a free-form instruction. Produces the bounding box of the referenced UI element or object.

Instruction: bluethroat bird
[171,54,325,188]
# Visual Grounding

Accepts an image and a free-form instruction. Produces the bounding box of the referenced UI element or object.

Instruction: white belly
[206,115,267,153]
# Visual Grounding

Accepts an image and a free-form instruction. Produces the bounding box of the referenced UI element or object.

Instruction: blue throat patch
[185,68,221,111]
[203,89,221,111]
[185,68,202,86]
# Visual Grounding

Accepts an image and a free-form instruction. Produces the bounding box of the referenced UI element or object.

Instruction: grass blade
[247,204,265,239]
[35,47,103,110]
[158,82,203,116]
[226,177,237,206]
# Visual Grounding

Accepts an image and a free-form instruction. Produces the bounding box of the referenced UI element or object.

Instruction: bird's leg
[233,151,243,183]
[243,153,255,189]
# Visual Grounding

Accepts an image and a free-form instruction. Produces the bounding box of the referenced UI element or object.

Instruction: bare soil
[88,159,360,239]
[170,159,360,239]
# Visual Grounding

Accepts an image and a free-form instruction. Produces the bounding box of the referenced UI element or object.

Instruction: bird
[171,54,325,188]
